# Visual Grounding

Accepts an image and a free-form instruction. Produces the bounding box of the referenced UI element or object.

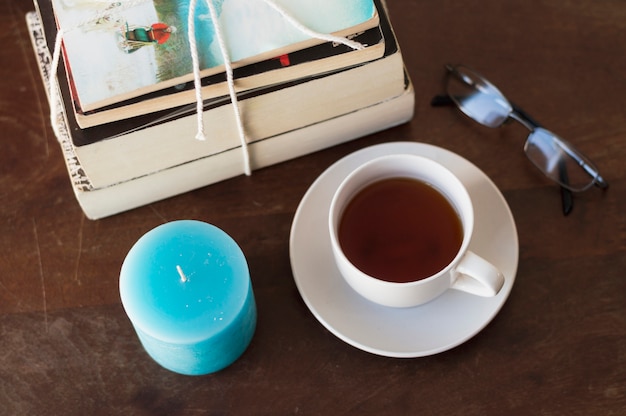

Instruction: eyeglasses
[432,64,608,215]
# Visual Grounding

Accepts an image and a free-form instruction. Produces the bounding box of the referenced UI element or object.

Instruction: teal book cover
[51,0,377,111]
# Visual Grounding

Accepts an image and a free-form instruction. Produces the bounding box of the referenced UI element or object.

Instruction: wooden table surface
[2,1,625,414]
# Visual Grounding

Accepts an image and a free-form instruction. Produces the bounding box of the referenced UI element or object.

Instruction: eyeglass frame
[431,64,608,214]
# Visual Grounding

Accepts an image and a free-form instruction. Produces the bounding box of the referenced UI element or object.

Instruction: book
[50,0,380,117]
[34,0,407,190]
[28,11,414,219]
[27,0,414,219]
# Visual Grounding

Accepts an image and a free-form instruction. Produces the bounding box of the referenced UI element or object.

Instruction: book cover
[51,0,378,112]
[74,24,385,127]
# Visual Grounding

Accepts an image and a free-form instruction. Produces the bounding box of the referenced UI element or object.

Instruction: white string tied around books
[50,0,365,178]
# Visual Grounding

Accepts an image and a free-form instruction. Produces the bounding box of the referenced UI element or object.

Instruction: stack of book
[27,0,414,219]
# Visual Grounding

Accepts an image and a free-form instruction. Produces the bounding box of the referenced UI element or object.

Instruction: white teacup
[328,154,504,308]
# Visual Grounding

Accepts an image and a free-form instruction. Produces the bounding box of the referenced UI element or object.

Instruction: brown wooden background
[2,0,625,414]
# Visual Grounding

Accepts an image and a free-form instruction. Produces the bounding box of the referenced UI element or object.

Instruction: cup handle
[450,251,504,297]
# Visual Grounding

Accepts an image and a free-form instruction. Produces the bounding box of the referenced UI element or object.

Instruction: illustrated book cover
[51,0,379,113]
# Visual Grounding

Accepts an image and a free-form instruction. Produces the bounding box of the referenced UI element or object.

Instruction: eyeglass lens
[525,128,599,191]
[445,66,512,128]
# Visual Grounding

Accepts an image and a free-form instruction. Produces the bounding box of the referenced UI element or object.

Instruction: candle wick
[176,265,188,283]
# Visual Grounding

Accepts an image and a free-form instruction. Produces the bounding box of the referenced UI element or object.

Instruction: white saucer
[289,142,519,357]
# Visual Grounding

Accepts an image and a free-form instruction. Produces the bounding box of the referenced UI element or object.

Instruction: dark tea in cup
[337,177,463,283]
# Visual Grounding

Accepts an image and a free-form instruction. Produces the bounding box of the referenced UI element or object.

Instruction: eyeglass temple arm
[430,94,454,107]
[557,158,574,216]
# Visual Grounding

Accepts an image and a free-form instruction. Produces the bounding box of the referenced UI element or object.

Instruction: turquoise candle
[120,220,256,375]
